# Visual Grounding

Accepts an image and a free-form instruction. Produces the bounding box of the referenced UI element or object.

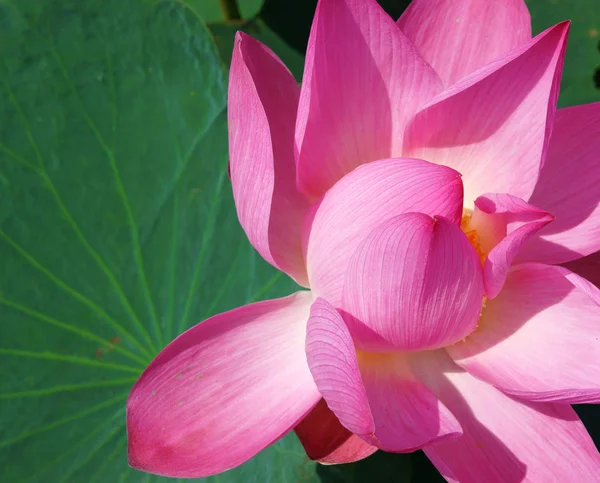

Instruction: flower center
[459,209,489,340]
[460,209,486,265]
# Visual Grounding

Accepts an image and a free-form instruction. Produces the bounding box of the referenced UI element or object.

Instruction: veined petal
[342,214,483,352]
[398,0,531,87]
[295,0,442,199]
[229,33,309,285]
[304,158,463,306]
[404,22,569,206]
[448,263,600,404]
[411,350,600,483]
[521,102,600,264]
[127,292,320,478]
[294,399,378,464]
[469,193,554,298]
[305,298,462,453]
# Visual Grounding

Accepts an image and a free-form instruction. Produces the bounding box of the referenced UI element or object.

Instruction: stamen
[461,209,486,265]
[460,210,489,342]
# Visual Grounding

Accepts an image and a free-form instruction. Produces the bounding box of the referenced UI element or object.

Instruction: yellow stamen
[460,209,489,341]
[461,209,486,265]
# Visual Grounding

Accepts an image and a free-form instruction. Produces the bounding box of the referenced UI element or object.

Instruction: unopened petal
[304,158,463,306]
[343,214,483,351]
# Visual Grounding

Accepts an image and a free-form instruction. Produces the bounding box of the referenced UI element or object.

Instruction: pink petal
[448,263,600,404]
[294,398,378,464]
[403,22,569,206]
[304,158,463,306]
[294,0,442,200]
[520,102,600,264]
[411,350,600,482]
[398,0,531,87]
[127,292,320,478]
[305,298,462,453]
[342,213,484,352]
[563,250,600,287]
[470,193,554,298]
[229,33,309,286]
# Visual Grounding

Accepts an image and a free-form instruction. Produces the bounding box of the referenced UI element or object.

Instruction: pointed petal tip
[230,32,246,70]
[233,31,255,52]
[473,194,554,221]
[423,159,463,180]
[404,16,571,205]
[538,19,570,34]
[233,31,265,59]
[232,31,245,55]
[546,19,571,41]
[558,19,571,30]
[437,162,463,180]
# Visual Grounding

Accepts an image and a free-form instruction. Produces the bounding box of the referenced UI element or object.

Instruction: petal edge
[127,292,319,477]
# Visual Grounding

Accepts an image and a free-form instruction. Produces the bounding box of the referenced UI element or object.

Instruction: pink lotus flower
[127,0,600,480]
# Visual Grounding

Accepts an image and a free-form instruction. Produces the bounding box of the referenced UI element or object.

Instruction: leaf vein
[0,230,151,358]
[0,392,126,448]
[48,39,163,350]
[0,349,143,374]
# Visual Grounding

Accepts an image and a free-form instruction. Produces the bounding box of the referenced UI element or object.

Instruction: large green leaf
[190,0,263,22]
[0,0,315,481]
